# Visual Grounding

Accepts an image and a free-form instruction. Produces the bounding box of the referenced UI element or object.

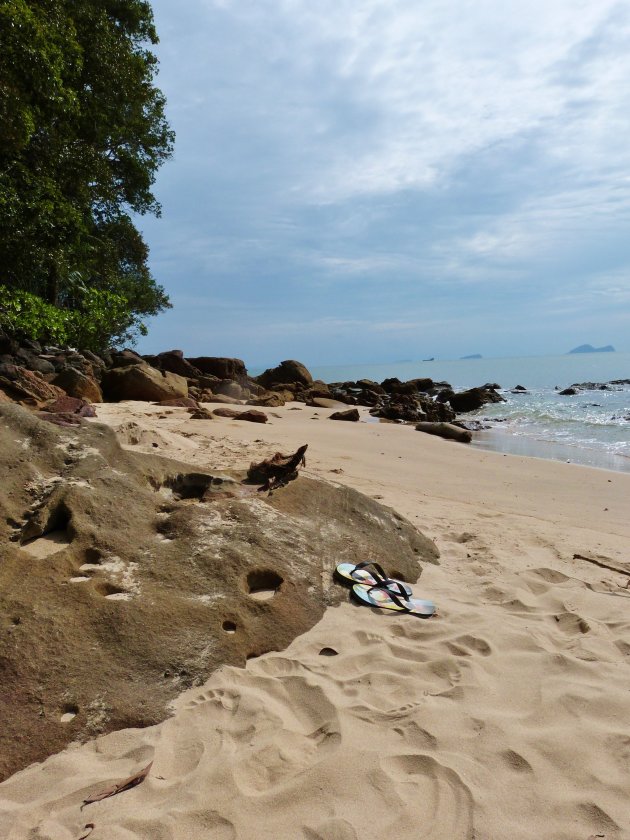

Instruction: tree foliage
[0,0,173,345]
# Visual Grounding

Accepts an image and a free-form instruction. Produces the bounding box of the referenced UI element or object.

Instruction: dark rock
[14,349,55,375]
[256,360,313,389]
[447,387,505,413]
[102,364,188,402]
[187,357,247,380]
[513,385,527,392]
[559,387,578,396]
[110,349,145,367]
[356,379,385,395]
[148,350,202,379]
[188,407,214,419]
[329,408,360,421]
[213,407,268,423]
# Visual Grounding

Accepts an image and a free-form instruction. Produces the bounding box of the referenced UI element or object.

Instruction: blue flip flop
[335,561,412,596]
[352,582,436,618]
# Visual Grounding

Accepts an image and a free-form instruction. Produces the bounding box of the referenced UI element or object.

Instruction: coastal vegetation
[0,0,173,348]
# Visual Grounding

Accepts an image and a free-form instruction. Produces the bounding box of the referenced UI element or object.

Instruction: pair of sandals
[335,561,436,618]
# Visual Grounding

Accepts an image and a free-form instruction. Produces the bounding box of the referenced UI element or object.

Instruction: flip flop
[335,561,412,596]
[352,582,436,618]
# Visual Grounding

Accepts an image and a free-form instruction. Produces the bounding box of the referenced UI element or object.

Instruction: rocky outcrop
[187,357,247,380]
[257,360,313,389]
[145,349,202,379]
[212,407,268,423]
[0,364,66,406]
[102,363,188,402]
[52,367,103,403]
[443,386,505,413]
[0,404,439,781]
[568,344,615,354]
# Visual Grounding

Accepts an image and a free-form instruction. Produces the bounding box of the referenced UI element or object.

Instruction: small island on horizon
[461,354,483,359]
[568,344,615,354]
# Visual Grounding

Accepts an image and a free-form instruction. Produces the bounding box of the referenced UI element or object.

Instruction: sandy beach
[1,400,629,839]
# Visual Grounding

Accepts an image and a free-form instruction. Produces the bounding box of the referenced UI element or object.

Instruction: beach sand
[1,401,629,839]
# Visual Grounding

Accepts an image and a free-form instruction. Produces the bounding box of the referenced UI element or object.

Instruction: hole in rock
[319,647,339,657]
[84,547,103,564]
[246,569,284,600]
[60,703,78,723]
[95,581,128,599]
[222,620,237,634]
[161,472,235,501]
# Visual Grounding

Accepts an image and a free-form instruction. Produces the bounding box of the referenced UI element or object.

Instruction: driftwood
[573,553,630,579]
[81,760,153,810]
[248,444,308,492]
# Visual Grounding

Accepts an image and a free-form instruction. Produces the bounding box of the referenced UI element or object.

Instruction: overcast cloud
[137,0,630,365]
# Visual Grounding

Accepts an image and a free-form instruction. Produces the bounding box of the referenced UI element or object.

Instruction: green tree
[0,0,173,343]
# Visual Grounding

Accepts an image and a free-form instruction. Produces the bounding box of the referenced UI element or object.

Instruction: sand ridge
[1,400,629,839]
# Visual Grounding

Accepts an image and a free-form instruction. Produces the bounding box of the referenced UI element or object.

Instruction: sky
[137,0,630,367]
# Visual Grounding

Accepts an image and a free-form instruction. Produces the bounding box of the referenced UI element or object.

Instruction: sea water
[307,353,630,473]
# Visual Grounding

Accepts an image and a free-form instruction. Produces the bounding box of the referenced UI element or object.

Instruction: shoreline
[470,426,630,473]
[1,399,629,839]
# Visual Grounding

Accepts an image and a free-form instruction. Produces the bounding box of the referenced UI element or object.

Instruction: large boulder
[110,349,145,367]
[257,359,313,389]
[187,357,247,380]
[330,408,360,421]
[0,403,438,781]
[52,367,103,403]
[145,349,202,379]
[447,387,505,413]
[102,363,188,402]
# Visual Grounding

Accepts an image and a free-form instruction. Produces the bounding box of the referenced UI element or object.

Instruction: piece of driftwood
[247,444,308,492]
[81,760,153,810]
[573,553,630,578]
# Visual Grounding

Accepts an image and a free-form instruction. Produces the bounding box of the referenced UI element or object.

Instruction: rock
[203,393,242,405]
[102,364,188,402]
[110,348,145,367]
[214,380,246,400]
[187,407,214,419]
[156,397,199,408]
[380,377,418,395]
[212,407,268,423]
[447,387,505,413]
[0,365,66,406]
[415,422,473,443]
[559,387,578,396]
[307,397,350,410]
[0,403,438,781]
[356,379,386,395]
[44,396,97,417]
[256,360,313,389]
[329,408,360,421]
[52,367,103,403]
[247,393,286,408]
[187,357,247,380]
[14,349,55,375]
[146,350,202,379]
[513,385,527,392]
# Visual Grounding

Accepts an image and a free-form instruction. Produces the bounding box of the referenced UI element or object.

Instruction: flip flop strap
[366,582,412,611]
[352,561,393,586]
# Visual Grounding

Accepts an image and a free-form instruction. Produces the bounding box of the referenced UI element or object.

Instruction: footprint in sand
[379,753,474,838]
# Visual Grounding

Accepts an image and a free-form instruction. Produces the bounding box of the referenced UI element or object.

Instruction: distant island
[461,354,482,360]
[568,344,615,354]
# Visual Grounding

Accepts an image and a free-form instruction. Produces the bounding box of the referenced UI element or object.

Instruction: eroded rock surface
[0,404,438,781]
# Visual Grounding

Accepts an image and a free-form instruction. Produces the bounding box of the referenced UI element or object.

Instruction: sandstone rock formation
[0,404,438,781]
[102,363,188,402]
